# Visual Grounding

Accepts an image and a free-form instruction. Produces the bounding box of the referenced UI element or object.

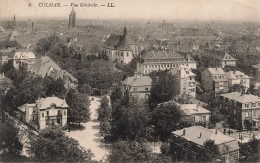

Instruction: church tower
[123,26,127,36]
[69,7,76,29]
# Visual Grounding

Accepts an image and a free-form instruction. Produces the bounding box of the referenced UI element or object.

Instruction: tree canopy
[28,127,94,162]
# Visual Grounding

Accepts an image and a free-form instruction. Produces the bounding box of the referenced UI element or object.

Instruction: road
[66,96,109,161]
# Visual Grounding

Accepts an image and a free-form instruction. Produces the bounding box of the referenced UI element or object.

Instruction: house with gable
[101,27,134,64]
[122,73,152,99]
[17,97,68,130]
[13,51,37,69]
[215,51,236,68]
[28,56,78,89]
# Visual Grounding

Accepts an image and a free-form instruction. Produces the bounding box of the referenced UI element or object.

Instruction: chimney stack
[183,129,186,136]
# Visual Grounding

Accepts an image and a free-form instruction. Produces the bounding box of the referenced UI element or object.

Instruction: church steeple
[123,26,127,36]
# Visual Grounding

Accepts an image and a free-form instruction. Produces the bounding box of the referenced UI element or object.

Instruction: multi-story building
[28,56,78,89]
[225,71,250,89]
[13,51,37,69]
[69,7,76,28]
[101,27,133,64]
[179,104,211,127]
[218,92,260,129]
[216,51,236,68]
[201,67,229,93]
[17,97,68,130]
[171,67,196,98]
[171,126,240,162]
[136,51,196,75]
[122,73,152,99]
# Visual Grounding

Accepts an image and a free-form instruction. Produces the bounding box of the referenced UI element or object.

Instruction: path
[66,96,109,161]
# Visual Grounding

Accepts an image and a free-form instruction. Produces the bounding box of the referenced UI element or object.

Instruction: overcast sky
[0,0,260,22]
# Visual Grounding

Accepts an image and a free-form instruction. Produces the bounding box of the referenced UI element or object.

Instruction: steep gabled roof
[207,67,225,75]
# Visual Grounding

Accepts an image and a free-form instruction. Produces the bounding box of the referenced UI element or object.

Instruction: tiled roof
[103,34,131,51]
[180,104,210,115]
[28,56,77,82]
[172,126,239,154]
[36,97,69,110]
[122,75,152,87]
[220,92,260,104]
[207,67,225,75]
[142,51,183,60]
[225,71,250,80]
[28,56,61,78]
[17,103,37,112]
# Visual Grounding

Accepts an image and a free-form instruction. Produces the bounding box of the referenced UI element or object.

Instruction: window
[203,116,206,121]
[145,88,149,91]
[133,88,137,91]
[33,116,35,121]
[121,52,123,56]
[47,111,49,116]
[42,113,44,118]
[64,111,66,116]
[127,52,129,56]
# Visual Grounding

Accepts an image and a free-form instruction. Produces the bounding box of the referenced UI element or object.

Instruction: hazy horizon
[0,0,260,23]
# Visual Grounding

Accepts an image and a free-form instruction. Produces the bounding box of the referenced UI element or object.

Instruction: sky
[0,0,260,22]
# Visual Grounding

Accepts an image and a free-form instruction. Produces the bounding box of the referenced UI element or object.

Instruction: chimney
[233,71,235,74]
[215,129,218,135]
[183,129,186,136]
[196,103,199,112]
[198,132,202,138]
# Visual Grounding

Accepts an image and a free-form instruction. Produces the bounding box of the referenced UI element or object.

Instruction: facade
[201,67,229,93]
[122,73,152,99]
[180,104,211,127]
[101,27,133,64]
[225,71,250,89]
[218,92,260,129]
[28,56,78,89]
[17,97,68,130]
[136,51,197,75]
[69,7,76,28]
[171,126,240,162]
[171,68,197,98]
[13,51,37,69]
[216,51,236,68]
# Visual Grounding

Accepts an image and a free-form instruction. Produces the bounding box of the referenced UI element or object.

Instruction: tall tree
[148,70,177,110]
[152,101,193,141]
[0,120,23,161]
[66,89,91,125]
[28,127,93,162]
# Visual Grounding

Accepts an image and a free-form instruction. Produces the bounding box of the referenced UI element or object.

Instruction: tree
[111,105,149,141]
[65,89,91,125]
[229,84,246,93]
[0,120,23,161]
[244,119,252,132]
[44,78,66,98]
[152,101,193,141]
[28,127,94,162]
[107,140,152,162]
[97,96,111,122]
[196,140,220,162]
[78,83,92,95]
[35,35,61,54]
[148,70,177,110]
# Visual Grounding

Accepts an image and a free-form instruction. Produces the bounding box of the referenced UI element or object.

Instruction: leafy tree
[28,127,94,162]
[152,101,193,141]
[111,105,149,141]
[196,140,220,161]
[0,120,23,161]
[65,89,91,125]
[148,70,177,110]
[244,119,252,132]
[107,140,151,162]
[97,96,111,122]
[1,60,14,74]
[6,67,29,86]
[229,84,246,93]
[44,78,66,98]
[35,35,61,55]
[78,83,92,95]
[110,86,123,109]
